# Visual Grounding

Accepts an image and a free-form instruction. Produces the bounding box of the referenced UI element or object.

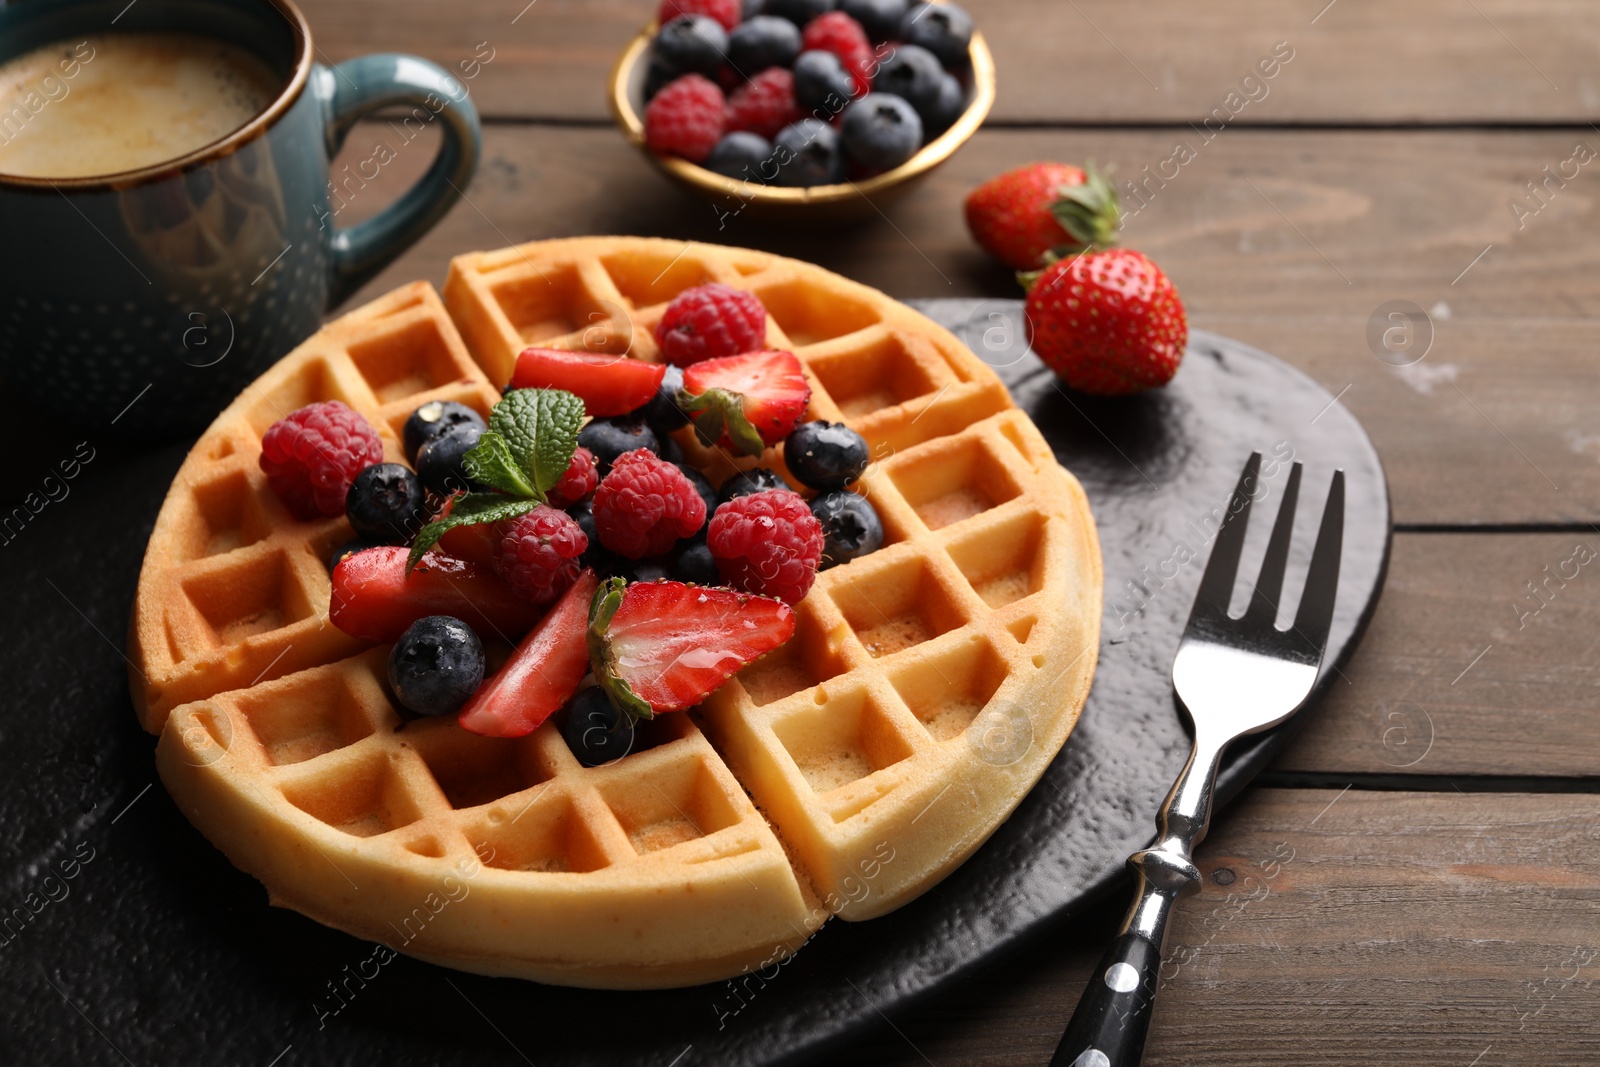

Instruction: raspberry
[645,74,726,163]
[549,446,599,507]
[802,11,874,94]
[654,283,768,367]
[726,68,802,140]
[658,0,740,31]
[259,400,383,520]
[707,488,823,604]
[593,449,709,559]
[492,505,588,607]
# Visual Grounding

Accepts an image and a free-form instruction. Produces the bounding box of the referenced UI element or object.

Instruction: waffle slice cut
[134,237,1102,988]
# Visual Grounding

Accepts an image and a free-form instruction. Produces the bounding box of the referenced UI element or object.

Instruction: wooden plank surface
[833,788,1600,1066]
[336,122,1600,526]
[298,0,1600,125]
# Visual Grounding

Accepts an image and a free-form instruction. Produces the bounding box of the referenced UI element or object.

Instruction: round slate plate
[0,307,1388,1067]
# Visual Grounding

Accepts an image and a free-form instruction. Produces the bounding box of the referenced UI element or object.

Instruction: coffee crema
[0,33,282,179]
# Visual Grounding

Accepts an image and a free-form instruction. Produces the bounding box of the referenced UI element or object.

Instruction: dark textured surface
[0,307,1388,1066]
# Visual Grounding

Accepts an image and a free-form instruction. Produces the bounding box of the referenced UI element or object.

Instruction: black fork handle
[1048,931,1163,1067]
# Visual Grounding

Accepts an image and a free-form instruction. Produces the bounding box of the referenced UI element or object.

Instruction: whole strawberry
[965,162,1120,271]
[1023,249,1187,396]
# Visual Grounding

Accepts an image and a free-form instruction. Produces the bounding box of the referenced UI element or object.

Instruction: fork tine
[1245,462,1303,622]
[1292,469,1345,649]
[1192,451,1261,620]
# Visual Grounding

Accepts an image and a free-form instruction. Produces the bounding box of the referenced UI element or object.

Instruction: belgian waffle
[130,237,1102,988]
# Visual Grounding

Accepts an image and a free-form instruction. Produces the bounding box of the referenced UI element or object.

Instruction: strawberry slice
[587,577,795,716]
[430,493,498,567]
[329,545,544,643]
[679,350,811,457]
[511,347,667,418]
[458,569,597,738]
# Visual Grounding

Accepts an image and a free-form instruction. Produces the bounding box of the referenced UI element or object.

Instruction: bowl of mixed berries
[609,0,995,215]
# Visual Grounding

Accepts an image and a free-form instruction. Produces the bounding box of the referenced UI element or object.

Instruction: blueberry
[918,70,965,135]
[793,50,857,114]
[898,2,972,67]
[345,462,428,543]
[764,0,835,25]
[774,118,846,187]
[728,15,802,73]
[809,491,884,568]
[578,417,660,473]
[387,616,485,717]
[705,131,776,182]
[784,420,870,490]
[839,0,909,41]
[654,15,729,78]
[656,433,686,467]
[328,538,383,572]
[644,57,677,100]
[743,0,767,16]
[416,422,484,497]
[619,557,673,584]
[403,400,485,464]
[673,540,721,585]
[639,363,691,432]
[677,464,719,524]
[717,466,787,507]
[569,498,622,573]
[841,92,923,171]
[872,43,942,111]
[564,687,636,767]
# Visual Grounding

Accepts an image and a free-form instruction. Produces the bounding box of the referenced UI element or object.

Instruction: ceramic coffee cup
[0,0,481,436]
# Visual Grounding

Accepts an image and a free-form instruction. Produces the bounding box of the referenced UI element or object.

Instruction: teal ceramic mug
[0,0,481,436]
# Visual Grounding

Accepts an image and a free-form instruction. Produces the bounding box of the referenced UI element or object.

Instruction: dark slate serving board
[0,304,1388,1067]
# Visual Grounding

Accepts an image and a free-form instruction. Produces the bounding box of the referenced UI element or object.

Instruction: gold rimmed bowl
[608,14,996,220]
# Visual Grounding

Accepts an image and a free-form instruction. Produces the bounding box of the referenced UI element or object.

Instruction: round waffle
[129,237,1102,988]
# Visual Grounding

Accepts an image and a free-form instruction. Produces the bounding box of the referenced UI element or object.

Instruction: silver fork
[1049,452,1345,1067]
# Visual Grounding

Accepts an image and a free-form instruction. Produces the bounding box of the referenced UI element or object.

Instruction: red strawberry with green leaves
[510,348,667,418]
[678,350,811,457]
[587,577,795,717]
[1022,248,1187,396]
[965,162,1120,271]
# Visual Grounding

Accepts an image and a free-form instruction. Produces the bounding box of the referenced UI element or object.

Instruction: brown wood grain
[297,0,1600,125]
[832,788,1600,1066]
[334,122,1600,526]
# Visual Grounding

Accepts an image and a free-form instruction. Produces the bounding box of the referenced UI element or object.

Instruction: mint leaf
[463,432,536,498]
[491,388,584,501]
[586,576,654,721]
[406,493,536,572]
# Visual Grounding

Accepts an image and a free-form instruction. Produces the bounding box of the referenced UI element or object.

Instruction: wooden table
[298,2,1600,1062]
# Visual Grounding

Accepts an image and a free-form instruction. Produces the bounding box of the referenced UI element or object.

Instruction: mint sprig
[406,387,584,572]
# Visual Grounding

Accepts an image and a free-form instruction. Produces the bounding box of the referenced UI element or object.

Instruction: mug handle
[312,54,483,307]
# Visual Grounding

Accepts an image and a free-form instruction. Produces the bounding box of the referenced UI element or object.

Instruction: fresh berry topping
[432,493,498,567]
[783,420,870,489]
[677,463,720,517]
[872,42,942,111]
[707,488,824,603]
[841,92,923,171]
[593,449,709,559]
[728,15,802,72]
[458,569,597,738]
[672,540,721,584]
[726,67,802,140]
[564,686,636,767]
[510,348,668,418]
[387,616,485,717]
[346,463,428,543]
[965,162,1120,270]
[639,363,691,432]
[402,400,486,464]
[645,74,726,163]
[658,0,741,31]
[548,446,599,506]
[898,1,972,66]
[792,50,857,114]
[773,118,845,186]
[1023,248,1188,396]
[680,349,812,455]
[920,71,965,135]
[644,57,678,101]
[765,0,836,25]
[492,504,589,607]
[744,0,767,15]
[716,466,787,507]
[618,557,674,584]
[328,538,383,572]
[330,545,546,643]
[656,433,687,467]
[654,14,729,78]
[809,489,883,567]
[801,11,874,93]
[706,131,776,181]
[578,417,661,473]
[415,422,485,497]
[258,401,383,520]
[838,0,908,41]
[587,577,796,715]
[654,283,768,368]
